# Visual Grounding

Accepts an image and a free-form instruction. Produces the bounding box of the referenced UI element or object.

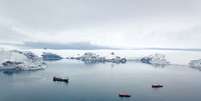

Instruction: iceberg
[42,52,63,61]
[78,52,127,64]
[140,54,170,65]
[79,52,106,64]
[0,49,47,71]
[189,59,201,69]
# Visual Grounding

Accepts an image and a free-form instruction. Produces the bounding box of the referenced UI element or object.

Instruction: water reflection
[0,69,22,75]
[189,66,201,71]
[3,70,22,75]
[150,64,167,68]
[83,60,169,69]
[0,69,43,76]
[83,61,106,65]
[110,64,115,68]
[83,61,127,65]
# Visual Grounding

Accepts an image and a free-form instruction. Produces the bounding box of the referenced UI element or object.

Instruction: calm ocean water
[0,50,201,101]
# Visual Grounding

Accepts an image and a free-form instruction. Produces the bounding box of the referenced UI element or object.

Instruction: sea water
[0,50,201,101]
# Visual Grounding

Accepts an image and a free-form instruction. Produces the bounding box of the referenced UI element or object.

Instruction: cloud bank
[23,42,116,50]
[0,0,201,49]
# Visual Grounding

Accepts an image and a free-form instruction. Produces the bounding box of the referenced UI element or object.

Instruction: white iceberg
[140,54,170,65]
[78,52,127,64]
[0,49,47,71]
[189,59,201,68]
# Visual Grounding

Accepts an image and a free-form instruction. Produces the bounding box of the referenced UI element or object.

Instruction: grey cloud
[0,0,201,49]
[23,42,116,50]
[0,23,27,43]
[1,0,201,30]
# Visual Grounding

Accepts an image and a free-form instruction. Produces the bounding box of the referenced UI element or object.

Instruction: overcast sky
[0,0,201,49]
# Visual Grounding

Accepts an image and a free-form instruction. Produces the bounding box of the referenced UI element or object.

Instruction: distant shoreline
[130,48,201,51]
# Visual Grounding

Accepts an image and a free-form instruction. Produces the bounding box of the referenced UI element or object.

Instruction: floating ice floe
[189,59,201,67]
[140,54,170,65]
[75,52,127,64]
[189,59,201,71]
[0,50,47,71]
[42,52,63,61]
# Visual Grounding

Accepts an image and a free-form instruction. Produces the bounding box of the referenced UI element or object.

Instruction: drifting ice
[189,59,201,68]
[76,52,127,64]
[140,54,170,65]
[0,50,47,71]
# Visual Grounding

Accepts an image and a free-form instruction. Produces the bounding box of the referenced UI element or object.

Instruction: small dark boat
[53,77,69,83]
[152,84,163,88]
[118,93,131,97]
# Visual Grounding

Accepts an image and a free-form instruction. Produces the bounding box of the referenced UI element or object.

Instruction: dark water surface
[0,60,201,101]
